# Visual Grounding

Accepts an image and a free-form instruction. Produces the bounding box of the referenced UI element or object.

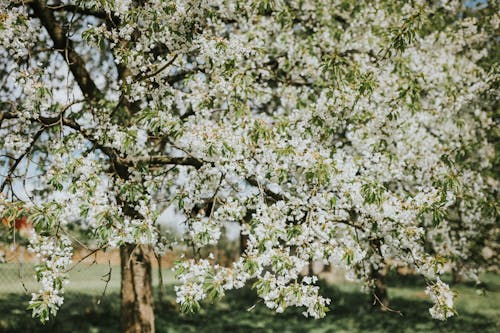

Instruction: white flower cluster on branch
[28,234,73,323]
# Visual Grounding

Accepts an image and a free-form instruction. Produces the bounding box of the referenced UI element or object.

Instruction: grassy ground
[0,264,498,333]
[0,262,176,294]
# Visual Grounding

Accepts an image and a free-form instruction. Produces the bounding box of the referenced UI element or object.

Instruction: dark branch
[48,4,119,23]
[3,110,128,178]
[134,54,179,83]
[30,0,102,99]
[135,153,285,202]
[1,127,45,192]
[132,155,205,169]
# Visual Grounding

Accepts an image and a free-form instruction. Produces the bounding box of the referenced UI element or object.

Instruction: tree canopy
[0,0,498,324]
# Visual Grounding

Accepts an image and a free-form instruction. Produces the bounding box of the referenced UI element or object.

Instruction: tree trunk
[120,244,155,333]
[451,267,463,284]
[371,267,389,310]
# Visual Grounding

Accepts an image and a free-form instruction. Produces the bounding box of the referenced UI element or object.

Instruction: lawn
[0,263,498,333]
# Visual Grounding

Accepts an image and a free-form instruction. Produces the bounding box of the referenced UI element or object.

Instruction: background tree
[0,0,498,332]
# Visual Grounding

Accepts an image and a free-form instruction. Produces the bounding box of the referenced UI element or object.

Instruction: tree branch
[0,127,45,192]
[3,110,127,177]
[47,4,119,23]
[130,155,205,169]
[134,54,179,83]
[30,0,102,99]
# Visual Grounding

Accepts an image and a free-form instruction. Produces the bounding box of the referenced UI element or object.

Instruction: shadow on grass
[0,293,121,333]
[1,284,497,333]
[383,270,500,293]
[157,285,498,333]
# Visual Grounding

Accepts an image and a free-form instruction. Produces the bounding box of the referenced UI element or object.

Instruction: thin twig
[65,247,105,273]
[372,293,403,316]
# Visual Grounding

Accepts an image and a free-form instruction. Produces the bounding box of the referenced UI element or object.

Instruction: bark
[240,231,248,256]
[240,211,251,256]
[308,261,314,275]
[451,267,463,284]
[156,252,164,301]
[120,244,155,333]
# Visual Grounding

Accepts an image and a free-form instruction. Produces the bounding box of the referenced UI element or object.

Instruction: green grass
[0,264,498,333]
[0,263,175,294]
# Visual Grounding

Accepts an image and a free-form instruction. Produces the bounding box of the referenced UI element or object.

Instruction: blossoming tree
[0,0,498,332]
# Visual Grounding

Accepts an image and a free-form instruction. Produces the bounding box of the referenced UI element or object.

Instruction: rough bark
[120,244,155,333]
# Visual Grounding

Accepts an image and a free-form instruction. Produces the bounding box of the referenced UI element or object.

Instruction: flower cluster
[28,235,73,323]
[425,278,456,320]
